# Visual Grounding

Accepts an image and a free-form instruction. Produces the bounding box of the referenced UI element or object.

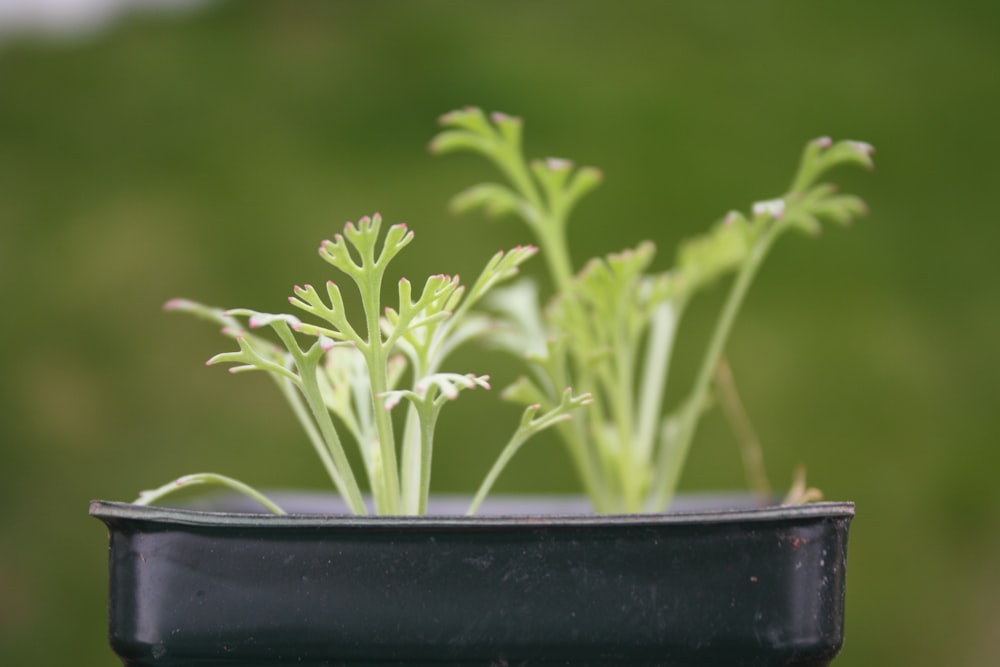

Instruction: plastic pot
[90,494,853,666]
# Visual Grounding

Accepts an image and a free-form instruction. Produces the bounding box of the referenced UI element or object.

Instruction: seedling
[138,109,871,516]
[432,108,872,512]
[138,215,590,515]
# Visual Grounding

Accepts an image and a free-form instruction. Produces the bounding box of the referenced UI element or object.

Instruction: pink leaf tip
[490,111,520,125]
[752,198,786,219]
[163,298,190,311]
[847,140,874,156]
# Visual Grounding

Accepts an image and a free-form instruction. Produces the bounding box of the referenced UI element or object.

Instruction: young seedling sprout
[432,108,873,513]
[141,110,871,517]
[144,214,590,515]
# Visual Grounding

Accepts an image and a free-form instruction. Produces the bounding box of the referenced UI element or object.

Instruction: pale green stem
[493,136,639,513]
[496,145,546,221]
[399,341,435,514]
[399,406,423,514]
[467,427,533,516]
[296,367,369,515]
[497,149,617,510]
[359,276,401,515]
[496,148,576,295]
[535,221,576,295]
[272,328,367,514]
[417,401,440,515]
[273,375,351,500]
[556,416,610,512]
[540,354,608,511]
[363,346,400,514]
[714,356,772,498]
[651,226,779,511]
[134,473,286,515]
[611,323,640,512]
[634,301,679,465]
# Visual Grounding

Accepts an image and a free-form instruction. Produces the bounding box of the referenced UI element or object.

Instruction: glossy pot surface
[91,495,853,666]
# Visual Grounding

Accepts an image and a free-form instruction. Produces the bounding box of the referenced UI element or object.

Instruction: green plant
[431,107,873,513]
[137,215,590,515]
[138,108,872,517]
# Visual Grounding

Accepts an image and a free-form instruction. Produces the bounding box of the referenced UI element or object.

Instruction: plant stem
[297,366,369,515]
[611,321,640,512]
[365,347,400,514]
[467,428,532,516]
[555,416,609,511]
[714,356,771,498]
[634,301,678,466]
[399,407,422,514]
[271,326,368,515]
[416,402,439,515]
[360,275,401,515]
[651,227,778,510]
[274,375,353,500]
[134,473,286,515]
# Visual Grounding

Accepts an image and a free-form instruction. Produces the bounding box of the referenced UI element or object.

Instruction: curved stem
[297,365,369,514]
[272,327,367,515]
[134,473,286,515]
[715,356,771,498]
[467,425,534,516]
[274,375,351,499]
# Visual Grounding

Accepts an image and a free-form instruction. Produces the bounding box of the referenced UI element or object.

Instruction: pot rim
[89,496,854,529]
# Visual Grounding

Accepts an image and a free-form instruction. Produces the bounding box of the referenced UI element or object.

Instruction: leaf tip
[437,108,466,125]
[490,110,520,125]
[847,140,874,156]
[752,198,786,219]
[847,140,876,168]
[163,298,189,312]
[545,157,573,171]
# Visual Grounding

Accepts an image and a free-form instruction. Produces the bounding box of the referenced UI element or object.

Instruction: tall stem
[360,273,401,515]
[635,301,678,465]
[652,228,778,510]
[272,326,367,515]
[297,363,369,515]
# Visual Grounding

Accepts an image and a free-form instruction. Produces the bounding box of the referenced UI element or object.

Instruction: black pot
[90,494,853,666]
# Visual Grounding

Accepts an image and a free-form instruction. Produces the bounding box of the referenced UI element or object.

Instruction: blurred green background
[1,1,998,664]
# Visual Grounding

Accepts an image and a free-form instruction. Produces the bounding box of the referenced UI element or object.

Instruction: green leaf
[483,278,550,361]
[467,387,592,515]
[429,129,493,156]
[792,137,875,191]
[437,106,494,135]
[317,214,414,277]
[674,214,753,296]
[450,183,524,218]
[381,372,491,411]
